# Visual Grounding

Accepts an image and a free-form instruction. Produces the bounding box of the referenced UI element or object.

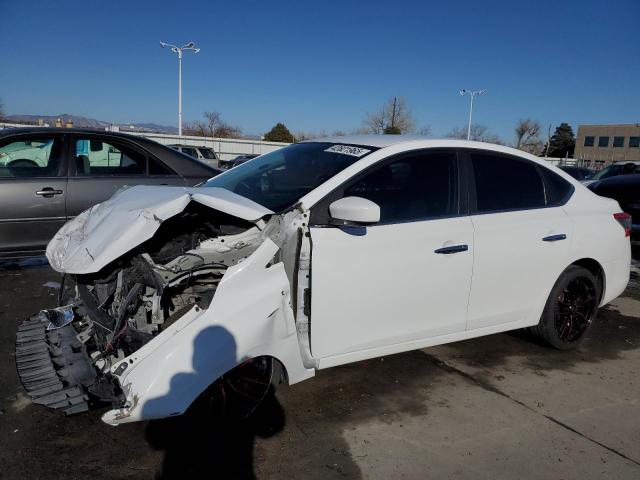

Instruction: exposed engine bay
[16,203,275,414]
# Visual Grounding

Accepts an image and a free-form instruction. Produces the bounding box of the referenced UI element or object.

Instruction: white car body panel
[46,185,273,274]
[466,206,573,330]
[102,238,314,425]
[310,216,473,359]
[35,136,630,425]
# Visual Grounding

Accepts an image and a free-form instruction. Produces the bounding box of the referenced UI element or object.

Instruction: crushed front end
[15,185,315,423]
[16,306,116,415]
[16,201,254,414]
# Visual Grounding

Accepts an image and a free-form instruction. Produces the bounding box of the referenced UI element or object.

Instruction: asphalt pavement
[1,254,639,479]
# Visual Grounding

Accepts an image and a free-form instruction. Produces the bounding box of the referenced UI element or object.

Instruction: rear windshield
[203,142,376,212]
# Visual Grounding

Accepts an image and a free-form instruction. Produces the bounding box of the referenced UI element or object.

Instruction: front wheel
[531,265,600,350]
[197,356,275,420]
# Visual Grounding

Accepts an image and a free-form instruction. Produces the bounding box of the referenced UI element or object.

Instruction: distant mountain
[4,113,179,134]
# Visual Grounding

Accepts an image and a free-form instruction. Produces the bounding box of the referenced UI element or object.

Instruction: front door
[308,149,473,362]
[0,134,68,257]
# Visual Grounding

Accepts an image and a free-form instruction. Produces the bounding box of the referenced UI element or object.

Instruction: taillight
[613,212,632,237]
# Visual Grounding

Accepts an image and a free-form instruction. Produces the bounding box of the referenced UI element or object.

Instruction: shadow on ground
[432,271,640,375]
[145,390,286,480]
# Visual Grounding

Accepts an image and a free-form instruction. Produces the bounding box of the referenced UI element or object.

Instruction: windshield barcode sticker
[324,145,371,157]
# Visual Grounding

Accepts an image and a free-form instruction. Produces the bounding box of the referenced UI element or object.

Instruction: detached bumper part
[15,314,96,415]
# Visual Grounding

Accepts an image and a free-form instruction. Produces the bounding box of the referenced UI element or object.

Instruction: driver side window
[343,150,458,223]
[0,136,63,178]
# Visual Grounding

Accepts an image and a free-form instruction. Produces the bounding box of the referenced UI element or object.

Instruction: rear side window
[75,139,146,176]
[149,156,175,175]
[471,153,545,212]
[539,167,573,206]
[344,150,457,223]
[181,147,198,158]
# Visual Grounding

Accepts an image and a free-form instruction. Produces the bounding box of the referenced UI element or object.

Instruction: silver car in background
[0,128,219,259]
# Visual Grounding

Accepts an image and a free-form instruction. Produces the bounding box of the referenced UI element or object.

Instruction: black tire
[531,265,600,350]
[197,356,275,420]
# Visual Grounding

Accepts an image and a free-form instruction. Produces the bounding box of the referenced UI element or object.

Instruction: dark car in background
[0,128,219,258]
[588,173,640,240]
[559,165,594,181]
[583,161,640,186]
[218,153,260,170]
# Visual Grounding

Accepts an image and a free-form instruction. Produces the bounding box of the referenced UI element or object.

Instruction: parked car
[588,173,640,240]
[16,136,630,423]
[169,144,219,164]
[582,161,640,186]
[218,153,260,170]
[559,165,594,181]
[0,128,219,259]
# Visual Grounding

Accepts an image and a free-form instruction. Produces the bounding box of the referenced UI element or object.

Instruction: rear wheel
[531,265,600,350]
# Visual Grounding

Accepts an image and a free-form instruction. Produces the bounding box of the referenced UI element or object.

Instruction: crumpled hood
[46,185,273,274]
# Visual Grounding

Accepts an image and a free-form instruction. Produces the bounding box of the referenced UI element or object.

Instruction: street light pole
[177,48,182,137]
[459,89,487,140]
[160,41,200,136]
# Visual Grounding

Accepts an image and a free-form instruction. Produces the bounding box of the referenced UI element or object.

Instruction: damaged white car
[16,136,631,425]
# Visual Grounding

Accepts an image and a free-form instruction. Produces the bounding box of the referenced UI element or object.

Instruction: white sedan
[16,136,631,424]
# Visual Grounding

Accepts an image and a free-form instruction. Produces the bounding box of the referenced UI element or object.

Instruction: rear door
[464,149,575,330]
[66,135,184,217]
[0,133,68,256]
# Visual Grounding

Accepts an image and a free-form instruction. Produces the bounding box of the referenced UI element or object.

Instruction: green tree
[547,123,575,158]
[383,125,402,134]
[264,123,294,143]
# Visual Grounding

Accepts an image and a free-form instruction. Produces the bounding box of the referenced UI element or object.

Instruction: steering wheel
[7,158,39,168]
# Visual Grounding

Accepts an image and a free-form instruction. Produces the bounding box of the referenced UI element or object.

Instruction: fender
[101,238,315,425]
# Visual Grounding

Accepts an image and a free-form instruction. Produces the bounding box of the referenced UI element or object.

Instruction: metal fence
[0,122,289,161]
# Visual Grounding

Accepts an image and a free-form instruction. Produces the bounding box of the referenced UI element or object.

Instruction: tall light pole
[160,41,200,136]
[459,89,486,140]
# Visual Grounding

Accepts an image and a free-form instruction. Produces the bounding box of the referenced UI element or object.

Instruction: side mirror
[329,196,380,225]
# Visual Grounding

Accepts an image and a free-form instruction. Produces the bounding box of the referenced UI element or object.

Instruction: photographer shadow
[144,326,285,480]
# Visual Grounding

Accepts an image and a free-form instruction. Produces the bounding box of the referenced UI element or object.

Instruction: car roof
[304,134,516,151]
[0,126,154,141]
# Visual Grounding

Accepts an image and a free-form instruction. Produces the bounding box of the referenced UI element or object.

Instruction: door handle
[434,244,469,254]
[542,234,566,242]
[35,188,63,197]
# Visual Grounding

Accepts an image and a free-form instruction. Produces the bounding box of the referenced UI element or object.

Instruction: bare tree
[363,105,387,134]
[0,98,4,120]
[183,120,208,136]
[514,118,543,154]
[417,125,432,136]
[184,111,242,138]
[447,124,503,144]
[363,96,415,134]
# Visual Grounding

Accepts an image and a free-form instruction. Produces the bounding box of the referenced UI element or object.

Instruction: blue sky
[1,0,638,142]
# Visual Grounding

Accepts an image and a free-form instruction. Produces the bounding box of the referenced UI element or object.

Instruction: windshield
[203,142,376,212]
